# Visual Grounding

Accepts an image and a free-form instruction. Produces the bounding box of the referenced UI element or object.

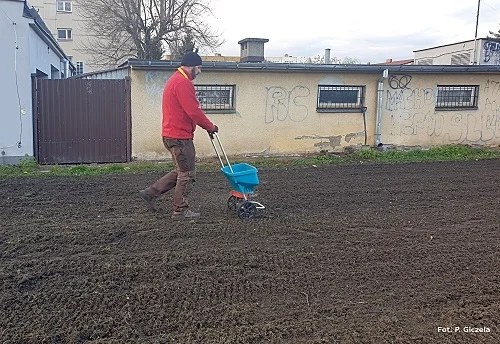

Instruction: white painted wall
[381,74,500,147]
[0,0,32,164]
[29,28,64,78]
[0,0,71,164]
[479,39,500,66]
[128,67,500,161]
[414,38,500,66]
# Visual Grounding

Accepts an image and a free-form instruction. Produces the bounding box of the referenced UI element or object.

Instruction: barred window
[436,85,479,110]
[195,85,235,113]
[317,85,365,112]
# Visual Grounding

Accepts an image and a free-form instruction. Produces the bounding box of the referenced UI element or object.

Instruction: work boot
[139,189,156,212]
[171,209,201,219]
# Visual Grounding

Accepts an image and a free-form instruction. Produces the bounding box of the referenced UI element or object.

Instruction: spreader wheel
[227,195,240,210]
[237,201,258,220]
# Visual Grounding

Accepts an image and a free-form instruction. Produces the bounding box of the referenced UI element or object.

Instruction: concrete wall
[382,74,500,146]
[130,68,381,160]
[247,43,265,59]
[415,41,474,65]
[128,68,500,160]
[415,39,500,66]
[0,1,34,164]
[480,39,500,65]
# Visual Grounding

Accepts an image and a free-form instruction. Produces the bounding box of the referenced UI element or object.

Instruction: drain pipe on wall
[375,69,389,146]
[361,106,368,146]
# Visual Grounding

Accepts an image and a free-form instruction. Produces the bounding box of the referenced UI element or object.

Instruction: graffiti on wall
[390,111,444,137]
[483,41,500,64]
[484,79,500,94]
[145,71,171,106]
[389,75,412,89]
[386,88,435,111]
[390,111,500,143]
[264,84,367,148]
[265,86,310,124]
[387,77,500,143]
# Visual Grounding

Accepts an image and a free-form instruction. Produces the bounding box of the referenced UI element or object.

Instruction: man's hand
[207,125,218,139]
[208,125,218,134]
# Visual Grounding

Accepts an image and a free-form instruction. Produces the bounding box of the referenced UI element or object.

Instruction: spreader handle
[208,132,233,173]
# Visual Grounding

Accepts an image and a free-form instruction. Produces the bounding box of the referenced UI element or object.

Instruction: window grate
[317,85,365,112]
[436,85,479,109]
[195,85,235,112]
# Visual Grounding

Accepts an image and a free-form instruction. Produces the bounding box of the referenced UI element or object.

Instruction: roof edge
[237,38,270,44]
[121,59,500,74]
[413,37,500,52]
[23,1,74,69]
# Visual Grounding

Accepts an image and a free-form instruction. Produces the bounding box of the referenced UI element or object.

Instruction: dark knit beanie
[181,52,203,66]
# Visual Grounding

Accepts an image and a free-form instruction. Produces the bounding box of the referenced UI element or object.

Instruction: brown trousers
[149,137,196,212]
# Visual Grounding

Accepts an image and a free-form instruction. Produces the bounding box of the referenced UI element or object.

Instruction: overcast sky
[204,0,500,63]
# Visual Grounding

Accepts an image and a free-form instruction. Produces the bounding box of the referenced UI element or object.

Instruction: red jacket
[162,68,216,139]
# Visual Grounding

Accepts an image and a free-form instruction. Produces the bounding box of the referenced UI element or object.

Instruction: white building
[0,0,74,165]
[28,0,91,73]
[414,37,500,65]
[266,54,299,63]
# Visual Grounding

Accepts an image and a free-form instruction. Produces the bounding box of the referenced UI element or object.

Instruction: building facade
[0,0,74,165]
[77,60,500,161]
[414,38,500,66]
[28,0,91,73]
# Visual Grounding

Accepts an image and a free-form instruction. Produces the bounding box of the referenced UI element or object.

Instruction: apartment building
[28,0,92,73]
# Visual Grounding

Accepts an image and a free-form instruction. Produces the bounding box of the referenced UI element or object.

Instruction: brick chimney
[238,38,269,62]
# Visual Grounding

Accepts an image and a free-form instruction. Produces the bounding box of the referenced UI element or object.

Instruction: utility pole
[473,0,481,64]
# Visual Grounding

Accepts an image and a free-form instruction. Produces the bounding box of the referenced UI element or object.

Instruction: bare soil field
[1,159,499,344]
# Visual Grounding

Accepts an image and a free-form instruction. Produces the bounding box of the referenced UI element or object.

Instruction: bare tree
[489,27,500,38]
[341,57,361,64]
[170,29,197,60]
[75,0,223,69]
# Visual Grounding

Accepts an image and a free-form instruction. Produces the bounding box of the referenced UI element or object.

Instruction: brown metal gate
[34,78,131,164]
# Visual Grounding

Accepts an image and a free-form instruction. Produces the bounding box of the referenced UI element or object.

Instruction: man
[139,51,218,219]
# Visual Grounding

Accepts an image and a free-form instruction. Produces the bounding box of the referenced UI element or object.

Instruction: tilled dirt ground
[1,159,499,344]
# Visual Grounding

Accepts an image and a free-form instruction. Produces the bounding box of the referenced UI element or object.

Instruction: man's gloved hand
[208,125,218,134]
[207,125,218,139]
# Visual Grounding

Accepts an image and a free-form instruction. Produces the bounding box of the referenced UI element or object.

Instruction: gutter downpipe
[375,69,389,146]
[64,59,70,78]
